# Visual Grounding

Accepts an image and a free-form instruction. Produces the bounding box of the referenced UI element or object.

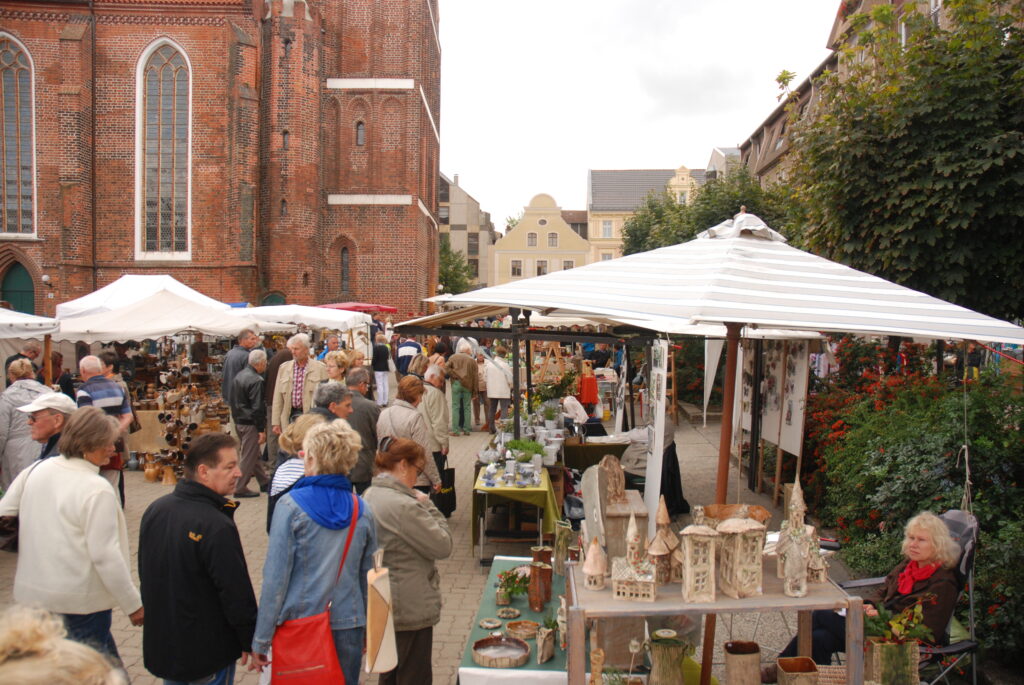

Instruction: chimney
[453,174,459,186]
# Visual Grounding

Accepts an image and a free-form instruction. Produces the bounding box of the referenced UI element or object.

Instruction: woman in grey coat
[363,437,452,685]
[0,359,52,490]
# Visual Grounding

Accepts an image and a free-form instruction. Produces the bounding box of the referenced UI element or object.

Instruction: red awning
[317,302,398,313]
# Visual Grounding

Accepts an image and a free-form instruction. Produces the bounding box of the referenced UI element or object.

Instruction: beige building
[587,167,705,260]
[438,174,498,288]
[491,194,591,286]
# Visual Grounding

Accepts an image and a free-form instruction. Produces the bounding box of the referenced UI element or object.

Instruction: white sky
[438,0,839,230]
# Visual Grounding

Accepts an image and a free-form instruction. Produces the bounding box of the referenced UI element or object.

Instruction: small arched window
[280,199,288,217]
[527,232,537,247]
[282,130,289,150]
[355,121,366,146]
[0,35,34,235]
[341,247,350,293]
[548,232,558,248]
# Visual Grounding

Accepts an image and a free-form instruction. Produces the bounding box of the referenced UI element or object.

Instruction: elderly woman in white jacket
[0,406,143,661]
[483,345,513,433]
[0,358,52,490]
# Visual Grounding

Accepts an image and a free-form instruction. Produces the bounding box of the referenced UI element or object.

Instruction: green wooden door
[1,263,34,314]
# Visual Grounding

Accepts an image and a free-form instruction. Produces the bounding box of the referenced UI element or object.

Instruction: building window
[280,199,287,216]
[341,247,350,293]
[511,260,522,277]
[536,260,547,276]
[548,232,558,248]
[677,191,687,204]
[562,260,574,270]
[601,253,613,261]
[527,232,537,247]
[0,35,34,235]
[282,130,289,150]
[468,258,479,278]
[138,41,191,256]
[355,121,366,146]
[467,232,479,256]
[438,205,449,224]
[930,0,942,25]
[538,218,548,226]
[602,220,612,239]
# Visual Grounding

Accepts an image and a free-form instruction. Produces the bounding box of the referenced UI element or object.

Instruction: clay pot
[531,545,553,565]
[538,562,553,604]
[553,520,573,576]
[724,641,761,685]
[144,463,160,483]
[495,588,510,606]
[528,562,546,613]
[567,545,580,563]
[161,465,177,486]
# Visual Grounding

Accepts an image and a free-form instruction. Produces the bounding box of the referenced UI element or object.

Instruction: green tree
[790,0,1024,321]
[621,168,803,255]
[437,235,474,295]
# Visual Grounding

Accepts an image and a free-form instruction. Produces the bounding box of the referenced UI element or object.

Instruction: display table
[472,469,559,559]
[459,556,572,685]
[561,438,628,471]
[564,562,864,684]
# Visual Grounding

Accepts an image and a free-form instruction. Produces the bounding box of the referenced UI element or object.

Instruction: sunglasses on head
[378,436,395,452]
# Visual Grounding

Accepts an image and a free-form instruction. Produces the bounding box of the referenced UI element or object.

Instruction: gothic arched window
[0,35,34,234]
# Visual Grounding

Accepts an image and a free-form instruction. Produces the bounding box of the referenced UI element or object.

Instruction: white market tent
[0,308,59,337]
[230,304,371,332]
[53,290,289,344]
[439,214,1024,345]
[56,274,230,319]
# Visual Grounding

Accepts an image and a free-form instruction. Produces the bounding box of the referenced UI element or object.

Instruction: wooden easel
[536,341,567,384]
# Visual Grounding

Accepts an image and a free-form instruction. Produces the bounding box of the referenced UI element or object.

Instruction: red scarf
[897,560,939,594]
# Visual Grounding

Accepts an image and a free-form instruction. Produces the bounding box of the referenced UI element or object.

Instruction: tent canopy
[231,304,372,331]
[319,302,397,314]
[0,308,59,338]
[438,214,1024,344]
[53,290,291,344]
[56,275,230,319]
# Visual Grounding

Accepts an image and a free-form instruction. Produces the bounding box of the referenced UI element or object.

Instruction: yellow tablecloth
[471,467,560,550]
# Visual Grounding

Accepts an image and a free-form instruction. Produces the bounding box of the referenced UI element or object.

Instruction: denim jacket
[252,493,377,654]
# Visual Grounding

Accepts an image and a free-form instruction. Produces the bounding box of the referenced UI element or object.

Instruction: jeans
[163,662,235,685]
[779,608,846,665]
[63,609,119,663]
[450,380,472,432]
[333,626,365,685]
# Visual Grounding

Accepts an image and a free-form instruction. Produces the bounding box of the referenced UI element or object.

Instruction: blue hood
[289,474,360,530]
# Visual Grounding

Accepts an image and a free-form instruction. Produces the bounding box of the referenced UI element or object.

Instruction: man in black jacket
[220,328,261,405]
[344,366,381,493]
[138,433,257,684]
[230,348,269,498]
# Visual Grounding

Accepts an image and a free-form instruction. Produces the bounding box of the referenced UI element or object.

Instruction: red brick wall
[0,0,438,318]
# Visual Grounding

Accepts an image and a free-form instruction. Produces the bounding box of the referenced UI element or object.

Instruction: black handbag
[432,455,457,518]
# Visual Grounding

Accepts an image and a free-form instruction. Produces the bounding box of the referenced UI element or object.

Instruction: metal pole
[510,308,522,440]
[625,344,635,430]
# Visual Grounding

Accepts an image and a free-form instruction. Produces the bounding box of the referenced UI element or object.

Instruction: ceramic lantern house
[717,517,766,599]
[680,524,718,603]
[648,496,681,585]
[775,479,815,597]
[610,513,657,601]
[583,536,608,591]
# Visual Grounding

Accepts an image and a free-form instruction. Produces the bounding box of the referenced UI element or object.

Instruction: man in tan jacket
[445,341,478,435]
[271,334,328,435]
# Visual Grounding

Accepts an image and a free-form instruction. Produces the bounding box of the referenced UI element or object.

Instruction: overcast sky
[438,0,839,230]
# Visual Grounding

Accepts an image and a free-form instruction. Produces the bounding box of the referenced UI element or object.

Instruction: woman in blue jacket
[251,421,377,684]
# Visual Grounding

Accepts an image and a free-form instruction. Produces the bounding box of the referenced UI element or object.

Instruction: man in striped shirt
[77,355,133,504]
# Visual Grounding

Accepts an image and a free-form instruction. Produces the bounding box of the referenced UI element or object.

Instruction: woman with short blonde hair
[323,350,351,384]
[0,358,52,489]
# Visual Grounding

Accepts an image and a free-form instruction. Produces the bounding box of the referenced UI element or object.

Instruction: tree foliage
[621,167,803,255]
[790,0,1024,321]
[438,235,474,295]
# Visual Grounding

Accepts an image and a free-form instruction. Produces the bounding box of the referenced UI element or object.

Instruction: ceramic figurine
[599,454,627,505]
[680,524,718,603]
[556,595,568,649]
[647,497,680,585]
[717,517,766,599]
[589,648,605,685]
[807,546,829,584]
[536,626,555,664]
[776,479,812,597]
[610,514,657,601]
[582,537,608,591]
[553,519,573,576]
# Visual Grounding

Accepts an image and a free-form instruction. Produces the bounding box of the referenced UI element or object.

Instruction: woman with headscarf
[252,421,377,685]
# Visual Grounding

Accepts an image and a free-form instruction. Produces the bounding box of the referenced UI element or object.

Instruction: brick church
[0,0,440,317]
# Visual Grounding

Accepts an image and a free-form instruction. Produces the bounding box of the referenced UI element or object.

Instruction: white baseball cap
[18,392,79,415]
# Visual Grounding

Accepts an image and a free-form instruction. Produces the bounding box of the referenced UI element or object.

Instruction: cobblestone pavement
[0,416,840,684]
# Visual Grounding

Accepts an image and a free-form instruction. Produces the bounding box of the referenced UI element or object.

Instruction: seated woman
[763,511,960,682]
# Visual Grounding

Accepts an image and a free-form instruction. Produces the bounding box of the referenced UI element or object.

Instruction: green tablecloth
[459,556,570,674]
[472,468,560,550]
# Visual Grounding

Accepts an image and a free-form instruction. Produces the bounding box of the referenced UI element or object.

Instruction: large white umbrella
[230,304,371,332]
[53,290,291,343]
[441,214,1024,345]
[56,274,230,319]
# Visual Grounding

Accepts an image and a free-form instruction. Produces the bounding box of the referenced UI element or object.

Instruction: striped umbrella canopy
[441,214,1024,344]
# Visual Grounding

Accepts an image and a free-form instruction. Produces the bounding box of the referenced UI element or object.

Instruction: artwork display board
[642,339,669,539]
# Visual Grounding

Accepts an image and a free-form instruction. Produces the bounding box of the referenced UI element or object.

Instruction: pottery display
[553,519,573,576]
[505,619,540,641]
[472,635,530,668]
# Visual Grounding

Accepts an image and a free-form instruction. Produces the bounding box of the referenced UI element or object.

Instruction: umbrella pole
[700,322,742,685]
[43,334,52,386]
[510,308,522,440]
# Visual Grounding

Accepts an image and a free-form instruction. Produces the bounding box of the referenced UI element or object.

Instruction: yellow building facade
[491,194,592,286]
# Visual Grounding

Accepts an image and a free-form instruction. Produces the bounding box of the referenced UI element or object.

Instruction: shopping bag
[432,456,457,517]
[365,550,397,673]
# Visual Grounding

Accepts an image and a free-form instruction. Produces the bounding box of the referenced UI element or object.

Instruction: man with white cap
[17,392,78,460]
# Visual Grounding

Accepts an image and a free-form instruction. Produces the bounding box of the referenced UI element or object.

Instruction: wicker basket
[472,635,530,668]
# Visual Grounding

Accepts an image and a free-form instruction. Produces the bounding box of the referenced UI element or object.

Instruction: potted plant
[864,597,934,685]
[542,405,559,429]
[495,568,529,606]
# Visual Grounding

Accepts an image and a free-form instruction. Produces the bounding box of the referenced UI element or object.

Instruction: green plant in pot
[495,568,530,605]
[507,439,544,461]
[542,405,558,423]
[864,597,934,685]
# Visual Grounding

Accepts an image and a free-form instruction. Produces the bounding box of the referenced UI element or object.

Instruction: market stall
[231,304,373,357]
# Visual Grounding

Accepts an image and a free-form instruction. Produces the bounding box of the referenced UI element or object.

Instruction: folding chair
[840,509,979,685]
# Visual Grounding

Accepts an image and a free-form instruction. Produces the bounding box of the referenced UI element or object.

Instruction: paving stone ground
[0,412,840,684]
